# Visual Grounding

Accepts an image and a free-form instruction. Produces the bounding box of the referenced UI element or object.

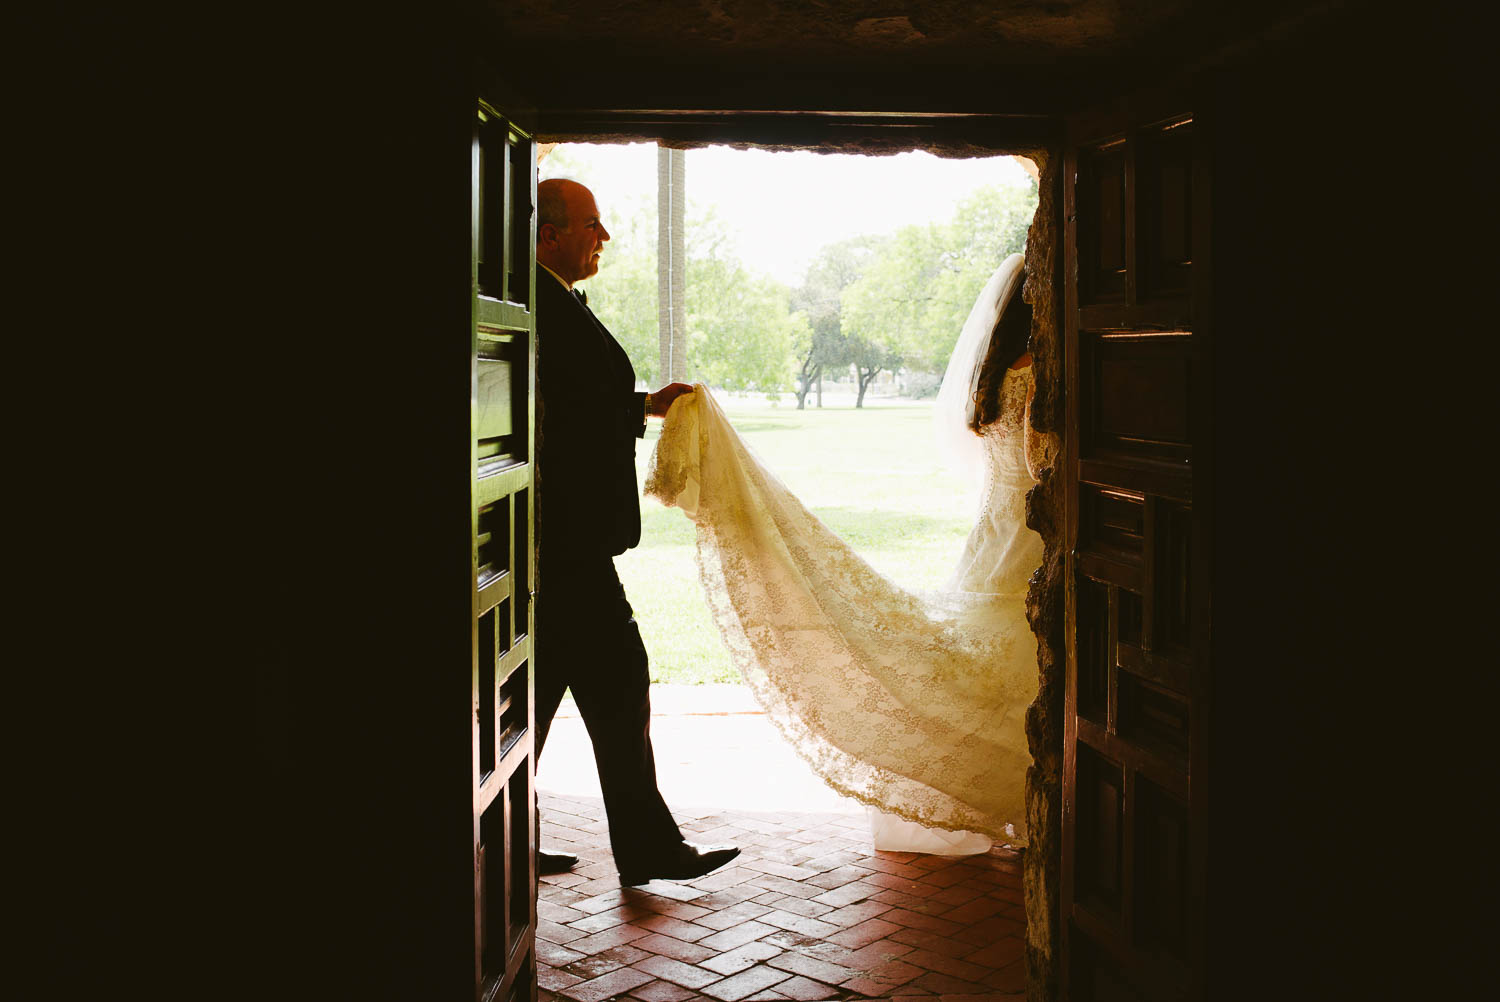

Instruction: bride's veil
[933,252,1026,484]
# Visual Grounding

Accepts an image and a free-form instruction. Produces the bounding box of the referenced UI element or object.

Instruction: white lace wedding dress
[644,256,1040,844]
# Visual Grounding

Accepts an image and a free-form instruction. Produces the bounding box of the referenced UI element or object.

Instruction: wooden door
[472,100,538,1002]
[1061,89,1211,1002]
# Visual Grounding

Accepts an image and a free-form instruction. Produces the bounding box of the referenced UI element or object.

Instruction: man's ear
[537,222,557,248]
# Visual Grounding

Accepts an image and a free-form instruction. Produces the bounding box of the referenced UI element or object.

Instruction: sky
[540,143,1033,287]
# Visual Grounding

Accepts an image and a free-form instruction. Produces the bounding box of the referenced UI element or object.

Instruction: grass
[616,390,977,684]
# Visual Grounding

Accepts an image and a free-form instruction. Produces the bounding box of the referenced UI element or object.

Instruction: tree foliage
[838,225,940,405]
[569,165,1037,408]
[923,180,1037,369]
[840,181,1036,390]
[586,201,798,394]
[687,266,801,392]
[789,237,878,408]
[583,192,661,383]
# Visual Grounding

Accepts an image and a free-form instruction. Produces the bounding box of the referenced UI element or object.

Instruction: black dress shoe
[538,850,579,875]
[618,843,740,886]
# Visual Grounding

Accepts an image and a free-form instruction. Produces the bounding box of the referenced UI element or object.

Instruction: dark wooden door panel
[1138,119,1194,302]
[1079,140,1130,305]
[473,103,537,1002]
[1084,333,1194,467]
[1064,98,1210,1002]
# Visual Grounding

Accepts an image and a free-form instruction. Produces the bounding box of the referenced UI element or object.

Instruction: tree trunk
[795,358,819,410]
[855,365,879,408]
[656,146,687,384]
[816,372,822,408]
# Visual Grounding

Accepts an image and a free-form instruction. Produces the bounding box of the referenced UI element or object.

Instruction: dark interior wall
[231,12,484,999]
[1204,11,1470,997]
[40,7,498,993]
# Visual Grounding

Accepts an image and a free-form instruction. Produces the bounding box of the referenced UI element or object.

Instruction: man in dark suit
[532,177,738,886]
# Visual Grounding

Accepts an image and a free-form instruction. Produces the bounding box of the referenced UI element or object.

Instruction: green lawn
[615,392,977,684]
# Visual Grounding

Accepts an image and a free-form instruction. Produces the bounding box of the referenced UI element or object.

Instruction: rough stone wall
[536,131,1045,161]
[1019,150,1063,1002]
[490,0,1201,75]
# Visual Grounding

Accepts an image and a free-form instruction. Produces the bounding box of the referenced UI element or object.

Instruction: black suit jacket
[535,267,648,566]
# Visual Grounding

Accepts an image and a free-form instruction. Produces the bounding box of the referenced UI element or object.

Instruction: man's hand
[647,381,695,418]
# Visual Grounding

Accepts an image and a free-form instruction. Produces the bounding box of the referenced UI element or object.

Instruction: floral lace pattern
[646,384,1041,842]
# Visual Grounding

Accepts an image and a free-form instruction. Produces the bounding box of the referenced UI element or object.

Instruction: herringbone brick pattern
[537,792,1026,1002]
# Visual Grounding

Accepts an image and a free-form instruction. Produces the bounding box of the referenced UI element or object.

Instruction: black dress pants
[534,554,684,873]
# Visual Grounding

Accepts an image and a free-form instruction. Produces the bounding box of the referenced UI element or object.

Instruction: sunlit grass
[616,391,977,684]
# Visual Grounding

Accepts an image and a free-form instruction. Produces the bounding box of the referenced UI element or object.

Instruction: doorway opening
[533,141,1053,1002]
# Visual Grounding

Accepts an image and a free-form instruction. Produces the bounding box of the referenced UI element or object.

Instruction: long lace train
[644,384,1039,842]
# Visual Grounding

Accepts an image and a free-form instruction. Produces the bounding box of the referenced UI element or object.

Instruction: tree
[844,329,904,408]
[838,180,1038,402]
[585,199,802,395]
[580,194,660,385]
[788,320,842,410]
[838,225,941,406]
[789,237,877,409]
[684,207,801,393]
[917,181,1037,371]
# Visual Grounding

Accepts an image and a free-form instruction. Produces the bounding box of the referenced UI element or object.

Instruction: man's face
[553,186,610,284]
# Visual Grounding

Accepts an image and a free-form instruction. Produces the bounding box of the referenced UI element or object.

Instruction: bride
[644,253,1043,846]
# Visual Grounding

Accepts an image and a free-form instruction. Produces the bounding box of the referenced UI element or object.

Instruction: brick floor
[537,792,1026,1002]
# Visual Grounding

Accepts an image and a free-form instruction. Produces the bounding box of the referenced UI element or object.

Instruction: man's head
[536,178,610,286]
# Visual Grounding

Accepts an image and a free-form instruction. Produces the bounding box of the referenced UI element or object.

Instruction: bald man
[531,178,738,885]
